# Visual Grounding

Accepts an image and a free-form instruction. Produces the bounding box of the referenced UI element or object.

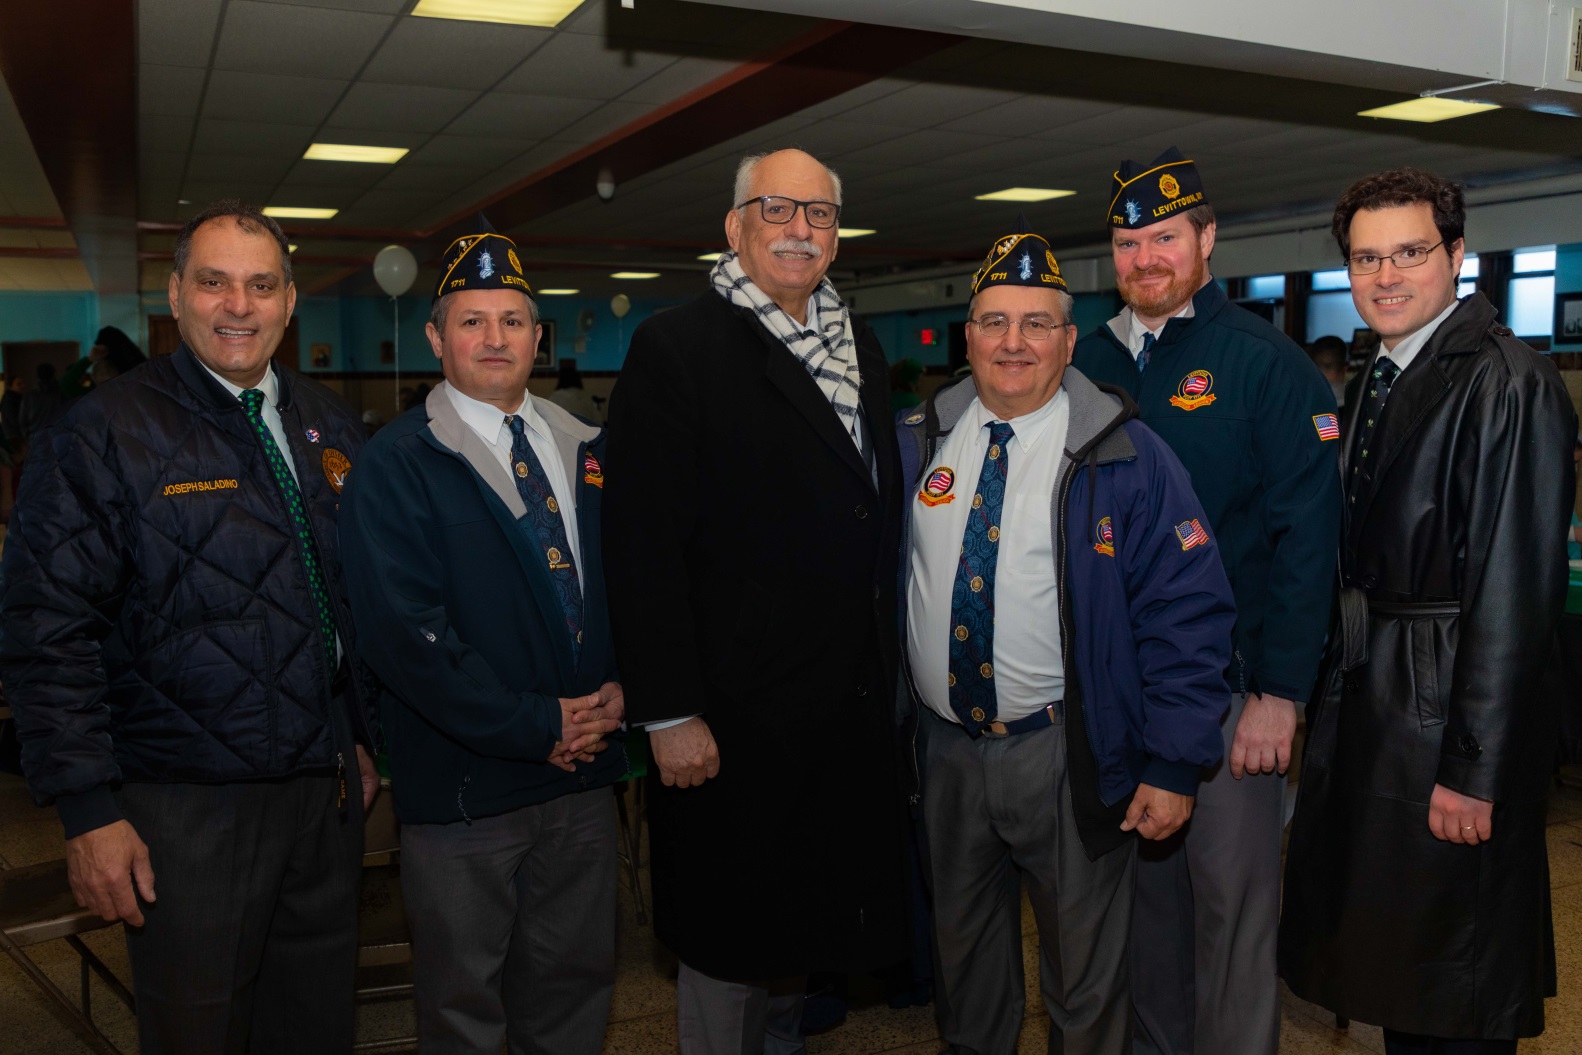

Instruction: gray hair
[173,199,293,286]
[967,289,1075,327]
[429,289,539,332]
[732,151,844,209]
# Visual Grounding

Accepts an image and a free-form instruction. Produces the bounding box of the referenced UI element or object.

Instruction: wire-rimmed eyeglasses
[967,315,1072,341]
[1346,240,1445,275]
[734,196,842,229]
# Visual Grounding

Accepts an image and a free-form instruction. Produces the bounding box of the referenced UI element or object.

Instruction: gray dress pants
[1131,692,1284,1055]
[400,788,617,1055]
[118,774,364,1055]
[919,708,1136,1055]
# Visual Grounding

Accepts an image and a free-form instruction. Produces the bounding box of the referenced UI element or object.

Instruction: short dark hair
[1331,167,1464,261]
[173,200,293,285]
[428,289,538,333]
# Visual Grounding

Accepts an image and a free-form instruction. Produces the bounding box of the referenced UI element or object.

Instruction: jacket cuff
[1251,673,1307,705]
[1140,758,1201,797]
[56,787,124,840]
[1436,751,1497,803]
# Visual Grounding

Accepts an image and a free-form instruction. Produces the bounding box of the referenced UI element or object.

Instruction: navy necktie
[949,421,1015,734]
[507,415,583,659]
[1138,331,1156,373]
[1348,357,1401,506]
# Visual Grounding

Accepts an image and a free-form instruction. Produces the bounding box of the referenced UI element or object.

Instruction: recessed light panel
[974,187,1077,202]
[411,0,583,27]
[837,228,875,238]
[697,252,723,262]
[537,288,580,295]
[611,272,660,279]
[1357,98,1499,122]
[263,207,339,220]
[304,143,409,164]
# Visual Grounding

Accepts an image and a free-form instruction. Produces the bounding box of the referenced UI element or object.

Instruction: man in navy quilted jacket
[0,200,378,1055]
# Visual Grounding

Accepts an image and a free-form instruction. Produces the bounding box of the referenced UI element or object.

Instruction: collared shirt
[200,359,343,662]
[444,383,582,573]
[907,390,1071,724]
[1377,296,1460,375]
[1121,294,1198,360]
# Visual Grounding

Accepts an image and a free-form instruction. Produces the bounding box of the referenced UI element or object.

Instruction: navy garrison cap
[435,214,532,300]
[1107,146,1207,229]
[970,214,1067,295]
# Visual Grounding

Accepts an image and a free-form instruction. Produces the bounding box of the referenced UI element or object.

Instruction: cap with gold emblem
[1107,146,1207,229]
[434,214,533,300]
[969,214,1067,295]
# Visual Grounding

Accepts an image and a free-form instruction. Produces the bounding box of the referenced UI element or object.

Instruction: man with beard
[1280,167,1574,1055]
[603,148,906,1052]
[1072,148,1341,1055]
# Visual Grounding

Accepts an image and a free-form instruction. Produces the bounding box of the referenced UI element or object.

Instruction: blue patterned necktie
[949,420,1015,733]
[1348,356,1401,506]
[1138,331,1156,373]
[507,415,583,659]
[240,389,338,668]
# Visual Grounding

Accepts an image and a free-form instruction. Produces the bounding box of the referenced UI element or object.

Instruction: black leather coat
[1280,294,1576,1039]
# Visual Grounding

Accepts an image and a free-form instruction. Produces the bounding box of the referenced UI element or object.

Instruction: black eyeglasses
[967,315,1071,341]
[735,196,842,229]
[1346,240,1445,275]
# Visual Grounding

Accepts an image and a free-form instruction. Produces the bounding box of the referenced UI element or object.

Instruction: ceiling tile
[141,114,198,156]
[938,95,1125,137]
[551,101,660,145]
[326,83,478,133]
[336,188,451,226]
[143,151,191,180]
[404,134,539,169]
[616,56,740,105]
[141,64,209,118]
[282,158,393,190]
[139,0,224,68]
[362,17,551,91]
[191,119,318,159]
[201,70,348,125]
[212,1,392,79]
[180,182,282,207]
[495,32,675,101]
[445,93,602,140]
[257,183,363,210]
[831,83,1021,130]
[371,164,486,192]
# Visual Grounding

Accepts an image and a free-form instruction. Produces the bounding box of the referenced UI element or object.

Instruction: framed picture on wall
[535,319,556,367]
[1556,293,1582,343]
[310,343,331,369]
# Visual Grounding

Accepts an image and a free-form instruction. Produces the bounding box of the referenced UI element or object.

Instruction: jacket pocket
[127,619,275,773]
[1410,619,1443,728]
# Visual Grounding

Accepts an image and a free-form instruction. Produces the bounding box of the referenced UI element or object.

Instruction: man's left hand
[1121,784,1195,840]
[1229,693,1296,778]
[355,744,380,812]
[1429,783,1493,845]
[553,681,626,768]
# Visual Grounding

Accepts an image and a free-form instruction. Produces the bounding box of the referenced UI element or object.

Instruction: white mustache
[769,237,822,258]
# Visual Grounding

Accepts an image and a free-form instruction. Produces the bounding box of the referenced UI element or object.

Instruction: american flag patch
[1182,374,1210,396]
[1312,413,1340,441]
[1175,519,1210,550]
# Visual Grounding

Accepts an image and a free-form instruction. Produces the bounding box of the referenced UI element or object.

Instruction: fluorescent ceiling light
[411,0,583,27]
[697,252,723,262]
[288,244,298,253]
[974,187,1077,202]
[537,288,579,295]
[1357,98,1499,123]
[838,228,876,238]
[611,271,660,279]
[304,143,409,164]
[263,206,338,220]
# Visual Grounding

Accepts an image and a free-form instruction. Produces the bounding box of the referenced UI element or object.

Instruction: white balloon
[372,245,418,297]
[610,293,631,319]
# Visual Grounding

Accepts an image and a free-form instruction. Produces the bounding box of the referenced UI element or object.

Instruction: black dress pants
[1382,1029,1517,1055]
[118,773,364,1055]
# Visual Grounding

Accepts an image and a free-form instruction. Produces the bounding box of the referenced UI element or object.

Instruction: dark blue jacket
[898,369,1235,858]
[1073,281,1341,703]
[0,346,374,838]
[339,385,622,826]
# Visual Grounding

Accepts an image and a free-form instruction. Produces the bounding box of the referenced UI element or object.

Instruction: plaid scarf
[710,250,862,448]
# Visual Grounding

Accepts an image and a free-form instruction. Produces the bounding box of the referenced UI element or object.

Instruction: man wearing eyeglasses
[899,218,1234,1053]
[1280,168,1575,1055]
[603,148,907,1053]
[1071,147,1341,1055]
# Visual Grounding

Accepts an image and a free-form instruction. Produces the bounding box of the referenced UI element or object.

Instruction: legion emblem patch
[1169,370,1217,411]
[918,466,956,507]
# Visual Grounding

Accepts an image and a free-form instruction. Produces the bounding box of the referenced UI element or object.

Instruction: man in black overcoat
[603,148,907,1052]
[1279,167,1577,1055]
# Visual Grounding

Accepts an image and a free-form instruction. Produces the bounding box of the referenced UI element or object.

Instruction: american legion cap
[970,214,1068,295]
[435,214,533,300]
[1107,146,1208,229]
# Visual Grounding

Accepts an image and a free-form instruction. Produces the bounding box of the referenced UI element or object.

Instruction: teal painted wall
[1554,244,1582,351]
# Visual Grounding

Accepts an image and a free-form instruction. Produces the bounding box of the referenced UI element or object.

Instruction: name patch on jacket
[918,466,956,507]
[1169,370,1217,411]
[1175,518,1210,550]
[163,478,239,497]
[1094,516,1115,556]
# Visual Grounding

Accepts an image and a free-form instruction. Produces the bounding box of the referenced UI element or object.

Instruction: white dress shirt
[907,390,1071,724]
[444,383,582,574]
[1377,296,1460,376]
[200,360,343,661]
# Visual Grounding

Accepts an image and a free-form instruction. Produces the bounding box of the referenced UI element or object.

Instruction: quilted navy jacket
[0,345,374,837]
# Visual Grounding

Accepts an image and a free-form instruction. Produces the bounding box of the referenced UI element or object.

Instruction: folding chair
[0,858,134,1055]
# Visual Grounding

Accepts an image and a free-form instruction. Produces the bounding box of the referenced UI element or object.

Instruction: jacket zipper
[457,774,473,825]
[1234,649,1248,696]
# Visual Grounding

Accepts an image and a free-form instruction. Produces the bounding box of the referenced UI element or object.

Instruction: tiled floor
[4,770,1582,1053]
